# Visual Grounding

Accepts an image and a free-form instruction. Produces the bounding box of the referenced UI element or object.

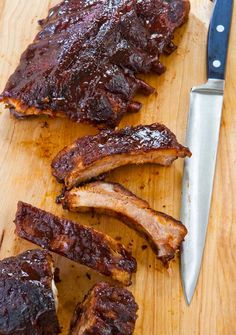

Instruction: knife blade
[180,0,233,305]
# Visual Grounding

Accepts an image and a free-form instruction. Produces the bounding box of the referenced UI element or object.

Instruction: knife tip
[180,239,204,306]
[184,292,193,306]
[182,280,195,306]
[181,262,197,306]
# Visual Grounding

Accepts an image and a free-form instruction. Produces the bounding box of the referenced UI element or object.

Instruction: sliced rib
[62,181,187,264]
[0,0,190,128]
[0,249,60,335]
[69,282,138,335]
[52,123,191,189]
[14,202,137,286]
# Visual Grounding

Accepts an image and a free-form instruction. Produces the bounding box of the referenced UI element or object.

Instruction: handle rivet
[216,25,225,32]
[213,60,221,68]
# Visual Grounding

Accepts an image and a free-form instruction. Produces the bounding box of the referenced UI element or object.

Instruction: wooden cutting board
[0,1,235,334]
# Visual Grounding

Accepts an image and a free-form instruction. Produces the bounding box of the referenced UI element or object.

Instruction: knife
[180,0,233,305]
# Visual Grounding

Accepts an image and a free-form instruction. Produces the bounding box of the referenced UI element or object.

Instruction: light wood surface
[0,1,235,334]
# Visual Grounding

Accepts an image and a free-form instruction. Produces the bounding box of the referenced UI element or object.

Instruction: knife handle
[207,0,233,80]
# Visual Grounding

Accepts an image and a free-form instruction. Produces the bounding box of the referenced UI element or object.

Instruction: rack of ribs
[62,181,187,264]
[69,282,138,335]
[0,249,60,335]
[14,201,137,286]
[0,0,190,128]
[52,123,191,188]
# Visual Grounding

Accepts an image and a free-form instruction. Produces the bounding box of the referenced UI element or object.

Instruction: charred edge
[56,186,67,204]
[127,101,142,113]
[0,230,5,249]
[57,173,109,200]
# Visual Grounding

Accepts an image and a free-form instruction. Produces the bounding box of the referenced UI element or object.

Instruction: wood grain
[0,1,235,334]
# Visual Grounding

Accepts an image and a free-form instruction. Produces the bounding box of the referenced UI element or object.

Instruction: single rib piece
[14,202,137,286]
[0,0,190,128]
[69,282,138,335]
[62,181,187,264]
[52,123,191,188]
[0,249,60,335]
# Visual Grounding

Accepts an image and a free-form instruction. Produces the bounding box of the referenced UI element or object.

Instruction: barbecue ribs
[14,201,137,285]
[52,123,191,188]
[0,0,190,128]
[69,282,138,335]
[62,181,187,264]
[0,249,60,335]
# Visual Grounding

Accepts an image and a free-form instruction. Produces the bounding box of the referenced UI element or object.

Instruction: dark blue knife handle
[207,0,233,80]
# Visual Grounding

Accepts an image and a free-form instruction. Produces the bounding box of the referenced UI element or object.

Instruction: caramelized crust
[0,249,60,335]
[62,181,187,264]
[70,282,138,335]
[14,202,137,285]
[0,0,190,128]
[52,123,191,188]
